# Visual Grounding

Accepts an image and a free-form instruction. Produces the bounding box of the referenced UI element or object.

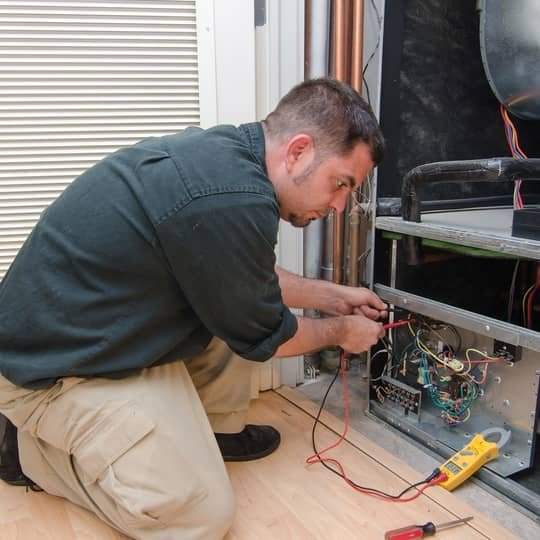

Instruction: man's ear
[284,134,314,172]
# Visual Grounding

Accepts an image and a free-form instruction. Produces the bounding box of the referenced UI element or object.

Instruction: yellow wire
[416,336,464,372]
[407,314,416,337]
[466,348,498,361]
[461,352,472,376]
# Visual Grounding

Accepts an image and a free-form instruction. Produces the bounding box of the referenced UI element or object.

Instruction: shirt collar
[238,122,267,174]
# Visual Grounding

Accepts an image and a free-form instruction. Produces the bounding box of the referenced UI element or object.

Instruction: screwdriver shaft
[437,516,474,531]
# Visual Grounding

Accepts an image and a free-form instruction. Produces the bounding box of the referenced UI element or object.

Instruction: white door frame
[196,0,257,126]
[255,0,305,390]
[196,0,304,392]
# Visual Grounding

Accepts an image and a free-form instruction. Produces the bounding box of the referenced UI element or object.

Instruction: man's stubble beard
[288,157,322,228]
[289,213,312,228]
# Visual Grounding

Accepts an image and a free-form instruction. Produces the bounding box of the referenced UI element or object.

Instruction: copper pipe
[350,0,364,92]
[342,1,353,83]
[331,0,351,284]
[347,0,365,286]
[331,0,349,80]
[304,0,312,78]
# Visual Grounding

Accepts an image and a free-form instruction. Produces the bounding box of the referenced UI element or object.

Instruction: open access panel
[369,208,540,517]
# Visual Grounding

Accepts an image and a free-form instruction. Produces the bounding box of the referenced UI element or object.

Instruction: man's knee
[19,419,237,539]
[196,484,236,539]
[85,444,236,539]
[123,481,236,540]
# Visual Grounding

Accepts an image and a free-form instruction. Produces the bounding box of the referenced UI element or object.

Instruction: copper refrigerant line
[330,0,367,287]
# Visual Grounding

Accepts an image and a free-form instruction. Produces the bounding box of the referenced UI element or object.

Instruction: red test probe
[383,319,415,330]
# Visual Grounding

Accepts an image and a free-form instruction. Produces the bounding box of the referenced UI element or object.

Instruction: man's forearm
[274,315,344,357]
[276,266,342,313]
[275,312,385,357]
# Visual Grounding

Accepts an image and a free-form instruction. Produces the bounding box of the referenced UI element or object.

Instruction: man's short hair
[263,77,385,165]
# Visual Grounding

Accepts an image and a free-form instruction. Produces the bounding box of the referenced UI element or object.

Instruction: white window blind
[0,0,200,278]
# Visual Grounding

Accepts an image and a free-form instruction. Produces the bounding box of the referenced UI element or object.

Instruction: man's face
[280,142,374,228]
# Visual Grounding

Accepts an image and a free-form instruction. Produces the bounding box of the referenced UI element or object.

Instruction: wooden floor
[0,388,516,539]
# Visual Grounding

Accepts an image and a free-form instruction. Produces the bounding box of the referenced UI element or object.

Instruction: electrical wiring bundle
[371,316,506,426]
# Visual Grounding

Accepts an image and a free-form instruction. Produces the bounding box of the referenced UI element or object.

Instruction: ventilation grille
[0,0,200,278]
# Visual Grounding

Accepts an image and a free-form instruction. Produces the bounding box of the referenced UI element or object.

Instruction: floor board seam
[271,388,494,539]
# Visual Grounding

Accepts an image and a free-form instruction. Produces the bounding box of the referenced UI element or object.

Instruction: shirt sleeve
[155,192,298,361]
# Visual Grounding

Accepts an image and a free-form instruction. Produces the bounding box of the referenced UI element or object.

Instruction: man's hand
[338,314,386,353]
[276,266,388,321]
[327,284,388,321]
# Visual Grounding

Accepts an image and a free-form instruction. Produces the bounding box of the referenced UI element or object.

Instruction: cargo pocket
[70,401,207,530]
[72,400,155,487]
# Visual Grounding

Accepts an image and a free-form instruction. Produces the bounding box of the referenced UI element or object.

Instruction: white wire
[370,349,391,382]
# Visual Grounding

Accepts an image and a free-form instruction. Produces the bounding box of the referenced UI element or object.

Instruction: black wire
[362,74,372,106]
[362,0,383,79]
[418,316,462,354]
[379,335,402,374]
[448,324,462,352]
[311,354,437,499]
[314,3,438,499]
[361,0,383,107]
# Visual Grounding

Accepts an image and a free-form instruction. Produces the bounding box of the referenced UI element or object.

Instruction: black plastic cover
[512,207,540,241]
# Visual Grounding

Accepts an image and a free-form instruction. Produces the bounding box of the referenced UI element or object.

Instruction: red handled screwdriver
[385,516,473,539]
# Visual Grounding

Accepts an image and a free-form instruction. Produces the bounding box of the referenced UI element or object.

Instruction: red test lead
[383,319,415,330]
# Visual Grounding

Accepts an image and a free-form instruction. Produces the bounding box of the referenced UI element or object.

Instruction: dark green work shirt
[0,123,298,389]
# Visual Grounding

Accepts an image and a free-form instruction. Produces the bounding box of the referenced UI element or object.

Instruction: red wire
[306,353,350,464]
[306,351,447,502]
[500,104,526,209]
[468,359,503,364]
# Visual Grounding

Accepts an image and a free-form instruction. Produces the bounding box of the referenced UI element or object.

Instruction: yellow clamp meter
[439,427,512,491]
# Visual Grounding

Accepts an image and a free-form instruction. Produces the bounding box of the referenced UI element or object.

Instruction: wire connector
[425,468,441,482]
[434,472,449,484]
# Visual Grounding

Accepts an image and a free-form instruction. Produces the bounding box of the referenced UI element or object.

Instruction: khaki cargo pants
[0,338,257,539]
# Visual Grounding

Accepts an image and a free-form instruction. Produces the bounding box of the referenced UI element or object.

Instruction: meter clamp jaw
[439,427,512,491]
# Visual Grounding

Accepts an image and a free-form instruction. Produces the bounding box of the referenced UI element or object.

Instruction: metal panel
[371,285,540,479]
[376,208,540,260]
[375,284,540,352]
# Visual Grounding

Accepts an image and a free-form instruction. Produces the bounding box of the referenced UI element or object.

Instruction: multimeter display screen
[445,461,462,475]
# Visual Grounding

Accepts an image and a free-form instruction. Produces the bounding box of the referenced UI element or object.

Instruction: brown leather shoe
[215,424,280,462]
